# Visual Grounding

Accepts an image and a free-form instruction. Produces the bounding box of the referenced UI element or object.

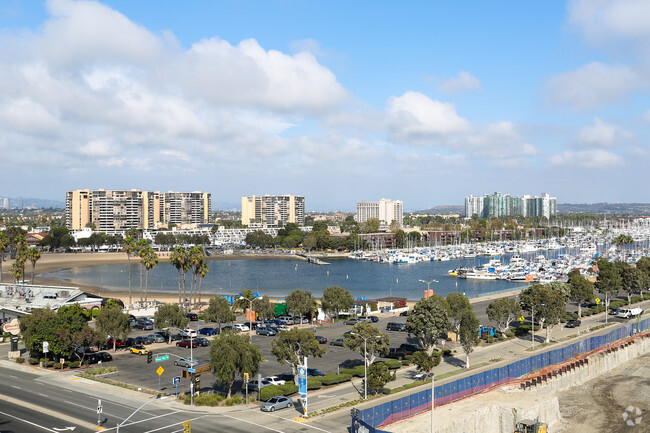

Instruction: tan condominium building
[66,189,211,232]
[356,198,403,227]
[241,195,305,227]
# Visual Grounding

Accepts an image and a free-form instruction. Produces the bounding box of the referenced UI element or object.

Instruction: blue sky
[1,0,649,211]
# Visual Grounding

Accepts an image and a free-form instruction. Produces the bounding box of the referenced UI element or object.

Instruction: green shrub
[486,336,495,344]
[230,395,242,405]
[514,325,530,336]
[630,296,643,304]
[193,393,225,406]
[405,354,413,361]
[15,357,25,363]
[53,362,62,369]
[321,373,352,386]
[401,359,411,366]
[643,293,650,300]
[442,348,452,356]
[610,300,627,309]
[260,385,282,401]
[46,360,55,368]
[28,358,39,365]
[384,360,401,370]
[69,361,80,368]
[307,377,322,390]
[505,331,515,338]
[224,398,235,406]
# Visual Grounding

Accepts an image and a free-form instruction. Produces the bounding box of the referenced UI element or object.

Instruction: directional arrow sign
[53,428,76,432]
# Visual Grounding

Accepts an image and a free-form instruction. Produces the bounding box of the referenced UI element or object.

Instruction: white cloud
[79,139,118,157]
[548,149,625,169]
[576,118,632,148]
[450,121,538,161]
[387,91,470,143]
[160,149,190,162]
[568,0,650,47]
[544,62,643,110]
[437,71,481,93]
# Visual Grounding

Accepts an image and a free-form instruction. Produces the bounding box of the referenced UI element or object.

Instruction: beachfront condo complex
[241,194,305,227]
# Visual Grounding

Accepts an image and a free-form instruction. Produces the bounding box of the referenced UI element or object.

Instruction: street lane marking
[11,385,20,389]
[0,393,100,431]
[0,409,58,432]
[142,414,211,432]
[261,412,333,433]
[219,413,286,433]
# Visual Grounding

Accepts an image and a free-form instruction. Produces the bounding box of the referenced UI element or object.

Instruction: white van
[618,307,643,319]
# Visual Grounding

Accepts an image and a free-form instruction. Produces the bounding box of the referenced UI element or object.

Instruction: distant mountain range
[416,203,650,216]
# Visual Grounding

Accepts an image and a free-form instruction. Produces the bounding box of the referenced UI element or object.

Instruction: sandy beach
[0,251,519,310]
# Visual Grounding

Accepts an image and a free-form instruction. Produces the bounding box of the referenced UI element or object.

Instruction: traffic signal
[183,420,191,433]
[147,351,152,363]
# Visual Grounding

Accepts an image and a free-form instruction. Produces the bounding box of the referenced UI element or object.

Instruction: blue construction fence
[358,317,649,428]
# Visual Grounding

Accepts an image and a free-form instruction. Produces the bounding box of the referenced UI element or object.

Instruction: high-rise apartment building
[65,189,211,231]
[355,198,403,227]
[241,195,305,227]
[465,192,557,219]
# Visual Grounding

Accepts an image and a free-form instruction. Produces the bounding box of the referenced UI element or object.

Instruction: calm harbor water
[41,255,536,301]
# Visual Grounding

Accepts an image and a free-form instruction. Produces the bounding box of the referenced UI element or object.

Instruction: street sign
[595,298,601,305]
[43,341,49,353]
[298,367,307,398]
[155,355,169,362]
[156,366,164,376]
[519,316,525,323]
[2,318,20,335]
[187,368,196,374]
[173,376,181,385]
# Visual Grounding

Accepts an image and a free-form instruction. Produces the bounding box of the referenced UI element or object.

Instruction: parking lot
[96,312,417,396]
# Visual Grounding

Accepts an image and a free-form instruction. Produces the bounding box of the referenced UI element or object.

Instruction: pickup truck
[618,307,643,319]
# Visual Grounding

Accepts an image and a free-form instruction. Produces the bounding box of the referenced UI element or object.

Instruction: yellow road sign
[595,298,600,305]
[519,316,525,323]
[156,366,164,376]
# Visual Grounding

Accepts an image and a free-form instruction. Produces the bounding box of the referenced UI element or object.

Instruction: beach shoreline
[0,251,521,309]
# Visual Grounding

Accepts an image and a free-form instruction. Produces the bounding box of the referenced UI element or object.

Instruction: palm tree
[121,236,137,308]
[14,235,27,283]
[142,246,159,304]
[0,232,8,283]
[197,259,209,307]
[26,247,41,284]
[136,239,149,303]
[10,260,23,283]
[189,246,204,307]
[170,246,188,306]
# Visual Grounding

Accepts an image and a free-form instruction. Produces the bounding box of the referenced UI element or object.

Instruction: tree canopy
[209,332,262,398]
[406,295,450,355]
[343,322,390,367]
[271,328,326,383]
[519,284,567,343]
[153,303,188,342]
[96,300,131,350]
[203,296,236,330]
[458,308,480,368]
[485,297,521,333]
[321,286,354,320]
[286,289,317,320]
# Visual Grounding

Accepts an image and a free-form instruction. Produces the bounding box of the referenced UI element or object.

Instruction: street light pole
[350,332,380,400]
[418,279,439,296]
[239,295,262,338]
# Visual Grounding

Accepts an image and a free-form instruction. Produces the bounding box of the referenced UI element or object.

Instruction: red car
[176,339,199,348]
[106,338,127,348]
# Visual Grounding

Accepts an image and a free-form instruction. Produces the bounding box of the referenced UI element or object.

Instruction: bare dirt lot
[558,352,650,433]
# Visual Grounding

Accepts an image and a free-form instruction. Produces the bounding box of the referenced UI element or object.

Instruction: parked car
[233,324,250,332]
[263,376,286,386]
[105,338,127,349]
[277,372,295,382]
[386,322,407,332]
[276,325,291,332]
[399,310,409,317]
[275,316,293,325]
[124,337,137,347]
[221,325,241,333]
[314,335,327,344]
[398,343,422,354]
[86,351,113,364]
[345,318,362,325]
[179,329,198,338]
[382,347,410,360]
[245,379,272,391]
[176,339,199,349]
[147,334,165,343]
[307,368,325,377]
[195,337,210,347]
[565,319,581,328]
[260,396,293,412]
[198,327,217,336]
[330,338,345,346]
[135,336,154,345]
[159,330,182,341]
[134,319,154,330]
[358,316,379,323]
[256,327,277,336]
[263,320,278,328]
[130,344,149,355]
[610,307,623,316]
[174,357,199,368]
[185,312,199,321]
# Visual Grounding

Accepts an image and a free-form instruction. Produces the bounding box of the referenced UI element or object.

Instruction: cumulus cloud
[576,118,632,148]
[548,149,625,169]
[437,71,481,93]
[568,0,650,48]
[387,91,470,143]
[449,121,538,161]
[544,62,644,110]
